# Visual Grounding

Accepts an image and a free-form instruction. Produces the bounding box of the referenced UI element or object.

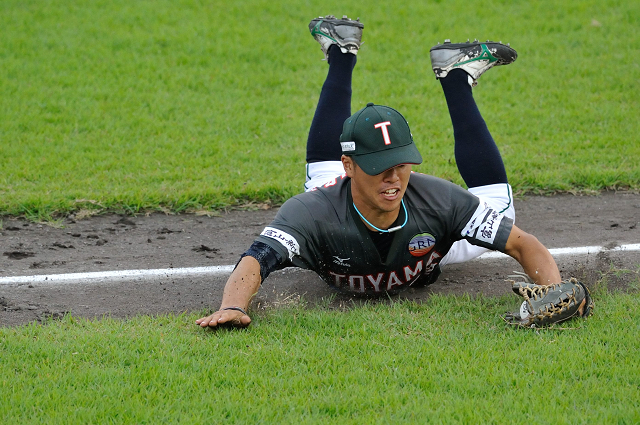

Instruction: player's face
[343,156,412,228]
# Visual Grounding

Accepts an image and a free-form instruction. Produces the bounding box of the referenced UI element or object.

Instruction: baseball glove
[503,273,594,328]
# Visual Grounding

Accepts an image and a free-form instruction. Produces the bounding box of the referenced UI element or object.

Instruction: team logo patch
[408,233,436,257]
[261,227,300,259]
[476,210,503,244]
[461,201,505,245]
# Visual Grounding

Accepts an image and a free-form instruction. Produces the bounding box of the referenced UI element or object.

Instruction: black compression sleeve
[439,69,508,188]
[239,241,283,282]
[306,45,357,163]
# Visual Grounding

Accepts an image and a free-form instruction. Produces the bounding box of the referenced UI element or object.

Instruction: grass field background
[2,290,640,424]
[2,1,640,423]
[1,0,639,219]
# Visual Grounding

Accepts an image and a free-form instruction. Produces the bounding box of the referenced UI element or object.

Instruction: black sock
[439,69,508,188]
[306,45,357,163]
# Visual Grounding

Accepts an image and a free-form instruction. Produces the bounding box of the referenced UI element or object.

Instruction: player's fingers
[196,313,222,328]
[238,314,252,327]
[217,311,252,328]
[577,298,587,316]
[196,311,251,329]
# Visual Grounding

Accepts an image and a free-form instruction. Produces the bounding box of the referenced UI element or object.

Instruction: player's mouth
[381,188,400,201]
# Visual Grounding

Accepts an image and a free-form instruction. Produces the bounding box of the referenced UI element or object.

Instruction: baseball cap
[339,103,423,175]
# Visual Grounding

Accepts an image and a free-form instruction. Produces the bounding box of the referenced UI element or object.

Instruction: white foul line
[0,243,638,286]
[0,265,234,285]
[478,243,640,259]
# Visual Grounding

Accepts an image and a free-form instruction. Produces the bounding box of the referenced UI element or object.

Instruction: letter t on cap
[374,121,392,145]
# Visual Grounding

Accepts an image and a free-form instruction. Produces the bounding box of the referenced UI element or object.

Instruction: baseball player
[196,15,572,329]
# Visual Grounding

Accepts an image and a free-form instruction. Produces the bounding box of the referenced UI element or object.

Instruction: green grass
[1,0,639,218]
[2,291,639,424]
[2,2,638,422]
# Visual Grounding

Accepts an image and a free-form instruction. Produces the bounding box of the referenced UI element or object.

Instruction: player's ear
[341,155,355,177]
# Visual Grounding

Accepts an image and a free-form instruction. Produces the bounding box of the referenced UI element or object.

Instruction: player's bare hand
[577,298,587,316]
[195,310,251,329]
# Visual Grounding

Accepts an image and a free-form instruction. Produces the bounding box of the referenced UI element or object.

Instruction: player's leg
[305,15,363,191]
[306,45,357,164]
[439,69,508,188]
[431,40,517,188]
[430,40,518,265]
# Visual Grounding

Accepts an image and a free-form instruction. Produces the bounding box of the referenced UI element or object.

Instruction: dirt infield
[1,191,639,327]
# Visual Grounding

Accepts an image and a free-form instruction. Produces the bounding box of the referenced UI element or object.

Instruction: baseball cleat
[430,40,517,83]
[309,15,364,61]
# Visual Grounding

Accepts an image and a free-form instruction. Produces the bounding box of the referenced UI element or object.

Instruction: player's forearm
[514,243,560,285]
[505,227,561,285]
[220,256,262,310]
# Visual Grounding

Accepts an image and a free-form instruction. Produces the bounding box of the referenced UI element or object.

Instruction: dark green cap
[339,103,423,175]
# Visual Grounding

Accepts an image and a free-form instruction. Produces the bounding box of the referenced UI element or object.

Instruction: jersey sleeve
[422,178,513,253]
[458,196,513,252]
[408,174,514,254]
[253,196,319,270]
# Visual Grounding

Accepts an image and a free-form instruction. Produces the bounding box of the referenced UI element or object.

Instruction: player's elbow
[504,226,543,263]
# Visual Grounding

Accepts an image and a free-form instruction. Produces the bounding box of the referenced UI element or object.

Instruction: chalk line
[478,243,640,259]
[0,265,234,285]
[1,243,638,286]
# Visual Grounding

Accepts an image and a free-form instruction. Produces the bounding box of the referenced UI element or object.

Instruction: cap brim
[352,142,423,175]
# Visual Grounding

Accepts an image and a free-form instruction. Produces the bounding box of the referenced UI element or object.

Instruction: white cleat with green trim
[309,15,364,61]
[430,40,517,83]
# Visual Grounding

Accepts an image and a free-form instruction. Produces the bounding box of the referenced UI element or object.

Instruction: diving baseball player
[197,15,591,329]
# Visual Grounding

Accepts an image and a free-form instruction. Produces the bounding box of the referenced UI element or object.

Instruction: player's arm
[196,240,284,329]
[504,224,561,286]
[197,198,309,329]
[195,256,261,328]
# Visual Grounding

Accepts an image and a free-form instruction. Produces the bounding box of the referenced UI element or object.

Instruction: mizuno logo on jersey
[332,256,351,267]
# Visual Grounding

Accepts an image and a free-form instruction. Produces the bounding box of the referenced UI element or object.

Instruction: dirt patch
[1,191,639,327]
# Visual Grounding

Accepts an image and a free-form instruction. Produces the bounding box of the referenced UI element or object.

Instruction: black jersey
[256,172,513,295]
